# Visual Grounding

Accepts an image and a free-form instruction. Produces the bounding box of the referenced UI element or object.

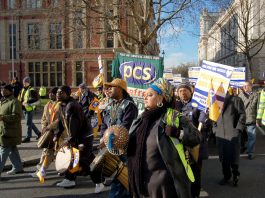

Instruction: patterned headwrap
[150,78,173,102]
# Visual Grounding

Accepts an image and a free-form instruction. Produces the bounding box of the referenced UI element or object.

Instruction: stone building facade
[0,0,158,87]
[198,0,265,81]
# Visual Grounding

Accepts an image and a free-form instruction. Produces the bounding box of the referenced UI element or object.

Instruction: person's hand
[78,144,84,151]
[199,111,208,124]
[256,119,262,127]
[53,136,58,142]
[61,139,69,148]
[42,126,50,134]
[45,125,50,131]
[22,101,29,107]
[98,138,105,149]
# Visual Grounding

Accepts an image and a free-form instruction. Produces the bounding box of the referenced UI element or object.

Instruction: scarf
[128,106,167,197]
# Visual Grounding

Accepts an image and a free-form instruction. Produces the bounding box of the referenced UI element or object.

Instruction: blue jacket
[100,96,138,137]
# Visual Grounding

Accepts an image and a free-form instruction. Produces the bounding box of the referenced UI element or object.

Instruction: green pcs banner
[112,53,164,113]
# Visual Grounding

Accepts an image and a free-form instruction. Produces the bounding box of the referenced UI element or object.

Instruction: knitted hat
[49,87,58,94]
[3,84,13,93]
[150,78,173,102]
[104,78,127,92]
[23,76,31,84]
[59,85,71,96]
[78,83,87,89]
[177,82,193,93]
[97,85,103,91]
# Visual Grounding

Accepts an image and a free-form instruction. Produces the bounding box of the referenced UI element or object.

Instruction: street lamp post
[11,15,15,79]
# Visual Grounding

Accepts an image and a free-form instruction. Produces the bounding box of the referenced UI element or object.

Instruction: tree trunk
[134,43,145,55]
[246,56,253,80]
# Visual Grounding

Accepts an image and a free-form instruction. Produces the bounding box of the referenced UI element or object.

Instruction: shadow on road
[35,192,109,198]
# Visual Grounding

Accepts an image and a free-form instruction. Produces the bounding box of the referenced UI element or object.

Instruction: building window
[106,32,114,48]
[73,11,83,49]
[28,61,63,87]
[50,0,59,7]
[106,10,114,48]
[75,61,83,86]
[28,23,40,49]
[50,23,62,49]
[9,70,17,80]
[8,0,15,9]
[42,62,49,86]
[106,61,113,81]
[9,24,17,59]
[26,0,42,8]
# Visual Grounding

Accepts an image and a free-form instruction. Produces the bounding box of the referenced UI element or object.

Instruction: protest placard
[230,67,246,88]
[191,60,234,121]
[188,67,201,85]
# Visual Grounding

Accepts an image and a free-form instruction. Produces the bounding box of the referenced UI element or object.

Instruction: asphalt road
[1,153,265,198]
[0,164,110,198]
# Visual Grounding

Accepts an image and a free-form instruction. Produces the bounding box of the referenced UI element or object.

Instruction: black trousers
[222,162,240,180]
[190,159,202,198]
[65,171,77,181]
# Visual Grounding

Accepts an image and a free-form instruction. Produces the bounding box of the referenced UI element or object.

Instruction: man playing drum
[30,87,59,178]
[54,86,93,188]
[100,78,138,198]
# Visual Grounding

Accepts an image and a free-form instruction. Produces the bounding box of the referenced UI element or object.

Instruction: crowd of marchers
[0,76,264,198]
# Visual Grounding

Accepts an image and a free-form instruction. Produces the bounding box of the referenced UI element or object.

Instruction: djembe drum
[90,147,128,189]
[55,146,80,174]
[90,125,129,189]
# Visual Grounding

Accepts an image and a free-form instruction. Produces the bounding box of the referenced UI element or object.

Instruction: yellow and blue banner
[163,68,173,84]
[188,66,245,88]
[191,60,233,121]
[229,67,245,88]
[92,55,104,88]
[89,97,102,137]
[188,67,201,85]
[206,80,226,121]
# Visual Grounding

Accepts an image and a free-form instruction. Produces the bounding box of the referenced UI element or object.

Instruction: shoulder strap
[170,137,195,182]
[61,111,71,137]
[164,108,195,182]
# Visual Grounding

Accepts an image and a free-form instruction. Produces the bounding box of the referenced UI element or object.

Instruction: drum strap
[61,112,71,137]
[49,102,61,124]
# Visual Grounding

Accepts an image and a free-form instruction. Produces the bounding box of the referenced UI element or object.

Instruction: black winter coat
[128,112,201,198]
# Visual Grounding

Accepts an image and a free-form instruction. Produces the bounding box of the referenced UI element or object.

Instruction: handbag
[37,128,55,149]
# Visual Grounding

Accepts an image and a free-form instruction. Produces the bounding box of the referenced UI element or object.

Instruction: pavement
[3,108,99,171]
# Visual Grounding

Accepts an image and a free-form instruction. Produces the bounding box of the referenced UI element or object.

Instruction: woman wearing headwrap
[127,78,201,198]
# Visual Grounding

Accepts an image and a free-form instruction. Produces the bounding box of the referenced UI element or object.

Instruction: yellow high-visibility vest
[18,87,36,111]
[257,89,265,125]
[39,86,46,97]
[166,108,195,182]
